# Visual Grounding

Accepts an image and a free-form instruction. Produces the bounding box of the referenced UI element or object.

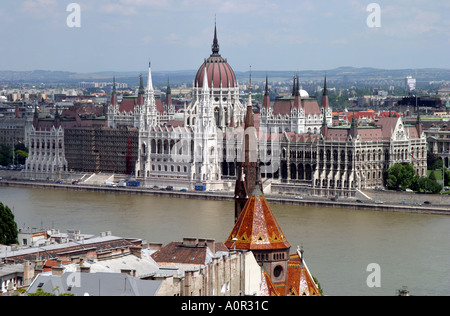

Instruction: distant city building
[425,127,450,168]
[405,76,416,92]
[0,117,31,149]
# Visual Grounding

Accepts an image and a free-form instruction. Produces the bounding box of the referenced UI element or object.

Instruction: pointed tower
[292,75,297,97]
[33,103,39,128]
[320,108,328,139]
[293,75,301,110]
[211,21,220,57]
[54,105,61,129]
[349,112,358,139]
[321,76,329,110]
[321,75,332,130]
[137,74,145,106]
[234,75,261,222]
[226,164,291,291]
[111,76,118,107]
[262,75,271,110]
[415,112,423,136]
[165,78,172,108]
[144,62,158,128]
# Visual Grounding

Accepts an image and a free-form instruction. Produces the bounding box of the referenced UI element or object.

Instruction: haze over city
[0,0,449,73]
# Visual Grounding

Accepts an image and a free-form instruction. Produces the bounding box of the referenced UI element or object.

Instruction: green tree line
[0,143,28,166]
[387,162,446,194]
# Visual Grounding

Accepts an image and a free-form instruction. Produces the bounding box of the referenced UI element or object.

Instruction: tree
[386,163,416,190]
[0,202,18,245]
[14,150,28,165]
[0,144,12,166]
[425,175,442,194]
[445,168,450,187]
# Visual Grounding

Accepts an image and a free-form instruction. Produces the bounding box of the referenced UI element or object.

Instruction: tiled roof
[151,240,226,266]
[224,193,291,251]
[283,251,322,296]
[260,271,280,296]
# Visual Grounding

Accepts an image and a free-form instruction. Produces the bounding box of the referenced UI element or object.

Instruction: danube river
[1,186,449,296]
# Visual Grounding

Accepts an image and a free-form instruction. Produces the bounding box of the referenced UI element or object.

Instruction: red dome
[195,56,236,89]
[194,24,237,89]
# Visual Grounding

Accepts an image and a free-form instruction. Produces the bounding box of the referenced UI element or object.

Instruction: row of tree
[0,144,28,166]
[387,162,448,194]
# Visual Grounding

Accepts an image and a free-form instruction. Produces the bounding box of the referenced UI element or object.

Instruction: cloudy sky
[0,0,449,73]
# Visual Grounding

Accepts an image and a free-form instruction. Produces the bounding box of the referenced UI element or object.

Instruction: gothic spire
[211,20,220,56]
[292,75,297,97]
[111,76,118,107]
[321,75,330,109]
[293,74,301,109]
[263,74,271,110]
[139,74,145,95]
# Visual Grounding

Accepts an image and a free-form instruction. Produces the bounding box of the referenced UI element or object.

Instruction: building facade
[258,80,427,196]
[23,24,427,195]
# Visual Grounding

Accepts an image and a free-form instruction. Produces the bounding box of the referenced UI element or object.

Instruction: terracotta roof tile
[224,194,291,251]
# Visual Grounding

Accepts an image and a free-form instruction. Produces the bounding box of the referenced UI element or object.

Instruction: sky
[0,0,449,73]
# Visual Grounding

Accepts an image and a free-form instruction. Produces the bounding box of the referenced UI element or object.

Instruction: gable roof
[375,117,400,140]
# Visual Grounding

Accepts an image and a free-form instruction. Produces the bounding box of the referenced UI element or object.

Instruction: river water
[0,187,449,296]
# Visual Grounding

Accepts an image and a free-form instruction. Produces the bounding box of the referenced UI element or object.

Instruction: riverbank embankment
[1,180,449,216]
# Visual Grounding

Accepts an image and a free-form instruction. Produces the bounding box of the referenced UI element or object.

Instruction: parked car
[374,200,384,204]
[55,180,63,184]
[294,196,303,200]
[424,201,431,205]
[179,188,187,192]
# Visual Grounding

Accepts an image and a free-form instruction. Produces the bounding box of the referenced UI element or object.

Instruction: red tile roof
[224,193,291,251]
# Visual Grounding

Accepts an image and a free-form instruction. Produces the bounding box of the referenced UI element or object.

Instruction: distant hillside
[1,67,449,86]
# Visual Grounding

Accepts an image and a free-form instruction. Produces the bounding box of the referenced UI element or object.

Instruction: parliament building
[25,24,427,197]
